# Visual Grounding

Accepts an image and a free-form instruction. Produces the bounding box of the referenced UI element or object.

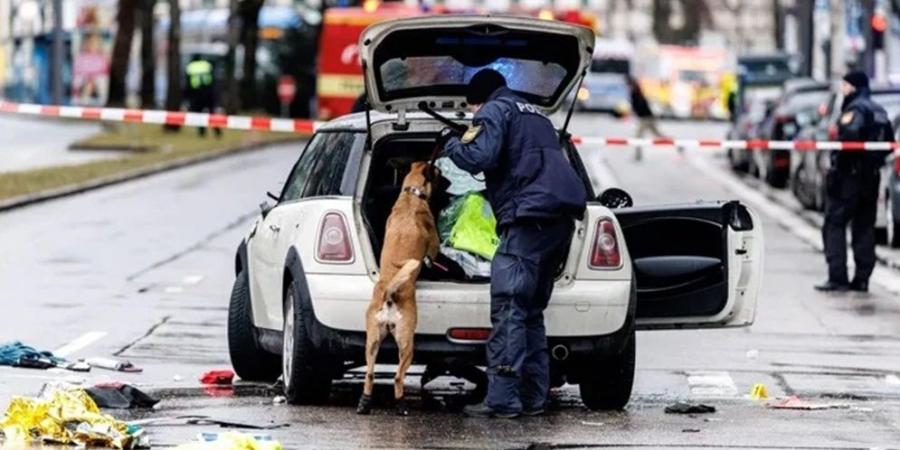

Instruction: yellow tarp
[0,388,134,449]
[174,432,283,450]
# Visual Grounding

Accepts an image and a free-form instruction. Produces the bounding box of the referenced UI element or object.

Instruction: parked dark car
[792,85,900,215]
[878,112,900,247]
[751,79,829,188]
[727,89,780,172]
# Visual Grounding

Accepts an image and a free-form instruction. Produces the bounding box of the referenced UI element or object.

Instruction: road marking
[54,331,107,357]
[686,153,900,296]
[686,370,738,397]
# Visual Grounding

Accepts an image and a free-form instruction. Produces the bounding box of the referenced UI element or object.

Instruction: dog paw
[356,394,373,415]
[396,398,411,416]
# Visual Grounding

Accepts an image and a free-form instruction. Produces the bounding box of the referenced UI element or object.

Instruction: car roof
[316,110,472,132]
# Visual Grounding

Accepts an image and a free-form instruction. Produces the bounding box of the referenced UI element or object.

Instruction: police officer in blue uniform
[439,69,587,418]
[816,71,892,293]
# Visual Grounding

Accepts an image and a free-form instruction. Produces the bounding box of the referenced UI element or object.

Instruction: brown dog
[357,161,440,416]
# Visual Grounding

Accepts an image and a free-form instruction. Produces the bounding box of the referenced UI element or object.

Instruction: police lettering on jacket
[442,87,587,226]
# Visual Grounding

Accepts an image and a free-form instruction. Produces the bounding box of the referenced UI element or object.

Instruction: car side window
[281,131,358,202]
[301,132,356,198]
[280,134,324,202]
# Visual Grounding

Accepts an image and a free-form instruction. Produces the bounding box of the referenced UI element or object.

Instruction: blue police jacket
[835,88,891,173]
[442,87,587,227]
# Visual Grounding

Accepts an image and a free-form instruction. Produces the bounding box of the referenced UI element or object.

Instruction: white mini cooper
[227,15,764,410]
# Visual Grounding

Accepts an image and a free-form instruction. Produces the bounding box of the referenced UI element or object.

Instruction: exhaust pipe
[551,344,569,361]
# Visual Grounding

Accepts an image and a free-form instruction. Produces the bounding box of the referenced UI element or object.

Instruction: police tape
[1,99,898,151]
[0,100,323,134]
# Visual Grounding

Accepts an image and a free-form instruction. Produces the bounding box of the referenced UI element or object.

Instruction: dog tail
[384,259,421,302]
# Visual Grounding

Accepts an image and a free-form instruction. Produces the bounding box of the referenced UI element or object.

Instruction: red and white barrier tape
[2,100,898,151]
[0,100,323,134]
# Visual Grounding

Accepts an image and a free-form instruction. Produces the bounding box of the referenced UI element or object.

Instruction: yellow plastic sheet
[0,388,134,449]
[174,432,283,450]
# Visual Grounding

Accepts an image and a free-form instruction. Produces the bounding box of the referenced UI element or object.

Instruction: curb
[0,136,307,213]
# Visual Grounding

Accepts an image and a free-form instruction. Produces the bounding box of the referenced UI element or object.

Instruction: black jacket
[834,88,890,173]
[630,87,653,118]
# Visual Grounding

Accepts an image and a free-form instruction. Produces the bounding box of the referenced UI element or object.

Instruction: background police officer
[439,69,587,418]
[185,55,221,137]
[816,71,891,293]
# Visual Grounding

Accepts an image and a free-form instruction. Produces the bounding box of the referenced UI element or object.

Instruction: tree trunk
[164,0,181,131]
[107,0,138,107]
[139,0,155,108]
[239,0,264,110]
[222,0,242,113]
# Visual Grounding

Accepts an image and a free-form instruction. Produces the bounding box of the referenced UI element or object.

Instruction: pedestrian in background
[816,71,893,293]
[628,76,663,161]
[185,55,221,138]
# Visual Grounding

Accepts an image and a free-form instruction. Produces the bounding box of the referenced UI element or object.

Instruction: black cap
[466,69,507,105]
[843,71,869,90]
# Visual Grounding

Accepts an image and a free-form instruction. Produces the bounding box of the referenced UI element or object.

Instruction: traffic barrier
[1,99,898,151]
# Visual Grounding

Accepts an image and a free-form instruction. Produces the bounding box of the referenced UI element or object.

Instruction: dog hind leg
[357,318,386,415]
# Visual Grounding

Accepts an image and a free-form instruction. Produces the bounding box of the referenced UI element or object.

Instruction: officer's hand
[435,127,460,148]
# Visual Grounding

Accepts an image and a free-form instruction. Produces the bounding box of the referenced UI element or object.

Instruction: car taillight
[447,328,491,342]
[894,152,900,176]
[828,124,838,141]
[590,219,621,269]
[317,212,353,263]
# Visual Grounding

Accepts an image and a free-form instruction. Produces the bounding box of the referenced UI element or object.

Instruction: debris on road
[664,402,716,414]
[132,415,289,430]
[682,428,701,433]
[85,357,143,373]
[272,396,286,405]
[86,382,160,409]
[749,383,769,400]
[0,387,141,448]
[745,349,759,359]
[580,421,604,427]
[0,341,64,368]
[200,369,235,385]
[173,431,282,450]
[766,396,849,410]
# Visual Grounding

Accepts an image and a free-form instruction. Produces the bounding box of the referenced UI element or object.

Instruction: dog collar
[403,186,429,200]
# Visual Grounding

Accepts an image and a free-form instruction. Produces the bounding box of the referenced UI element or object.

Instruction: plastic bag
[434,157,485,196]
[438,193,500,260]
[173,432,283,450]
[440,246,492,279]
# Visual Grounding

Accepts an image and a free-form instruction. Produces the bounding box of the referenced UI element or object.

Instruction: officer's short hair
[466,69,507,105]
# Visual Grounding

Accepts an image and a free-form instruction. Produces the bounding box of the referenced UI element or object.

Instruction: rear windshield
[380,57,567,98]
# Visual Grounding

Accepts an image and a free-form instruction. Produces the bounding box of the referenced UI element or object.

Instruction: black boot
[396,397,410,416]
[814,280,849,292]
[849,278,869,292]
[356,393,373,415]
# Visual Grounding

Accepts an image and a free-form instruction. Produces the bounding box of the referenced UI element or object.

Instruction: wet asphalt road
[2,113,900,448]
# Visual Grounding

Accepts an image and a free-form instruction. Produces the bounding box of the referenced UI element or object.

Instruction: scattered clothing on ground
[664,402,717,414]
[86,382,160,409]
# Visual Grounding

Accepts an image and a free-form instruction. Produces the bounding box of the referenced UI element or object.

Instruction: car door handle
[269,224,281,233]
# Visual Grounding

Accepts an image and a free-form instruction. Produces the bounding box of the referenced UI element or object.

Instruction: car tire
[282,281,332,405]
[578,325,636,411]
[888,195,900,248]
[227,271,281,382]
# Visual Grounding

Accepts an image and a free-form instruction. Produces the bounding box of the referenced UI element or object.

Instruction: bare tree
[222,0,242,113]
[139,0,155,108]
[652,0,713,45]
[107,0,139,107]
[240,0,265,110]
[164,0,182,130]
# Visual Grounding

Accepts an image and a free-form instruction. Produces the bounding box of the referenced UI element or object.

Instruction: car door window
[281,136,323,202]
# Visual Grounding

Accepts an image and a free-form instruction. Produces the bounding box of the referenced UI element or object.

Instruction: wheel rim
[283,292,295,390]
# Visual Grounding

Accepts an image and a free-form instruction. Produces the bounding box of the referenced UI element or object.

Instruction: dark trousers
[187,89,220,137]
[822,168,879,284]
[485,218,573,413]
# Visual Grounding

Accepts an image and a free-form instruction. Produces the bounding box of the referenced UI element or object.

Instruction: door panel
[614,201,763,329]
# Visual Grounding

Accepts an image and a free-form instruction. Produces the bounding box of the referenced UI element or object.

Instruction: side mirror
[597,188,633,209]
[259,201,274,219]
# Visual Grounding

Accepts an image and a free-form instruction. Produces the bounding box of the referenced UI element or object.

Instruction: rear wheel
[578,326,636,410]
[227,271,281,382]
[282,282,333,404]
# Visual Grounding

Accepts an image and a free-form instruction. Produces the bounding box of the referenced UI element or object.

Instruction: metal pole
[830,0,846,78]
[51,0,64,105]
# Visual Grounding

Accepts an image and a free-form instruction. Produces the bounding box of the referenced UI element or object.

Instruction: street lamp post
[51,0,63,105]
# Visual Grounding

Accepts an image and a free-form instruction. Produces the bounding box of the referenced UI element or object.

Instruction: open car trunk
[361,135,572,283]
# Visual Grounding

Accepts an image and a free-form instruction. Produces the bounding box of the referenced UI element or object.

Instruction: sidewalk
[0,115,122,173]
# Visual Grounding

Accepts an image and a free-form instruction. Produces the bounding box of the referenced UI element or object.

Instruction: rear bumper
[306,274,631,336]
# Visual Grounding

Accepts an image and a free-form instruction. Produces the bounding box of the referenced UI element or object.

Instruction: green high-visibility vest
[186,60,213,89]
